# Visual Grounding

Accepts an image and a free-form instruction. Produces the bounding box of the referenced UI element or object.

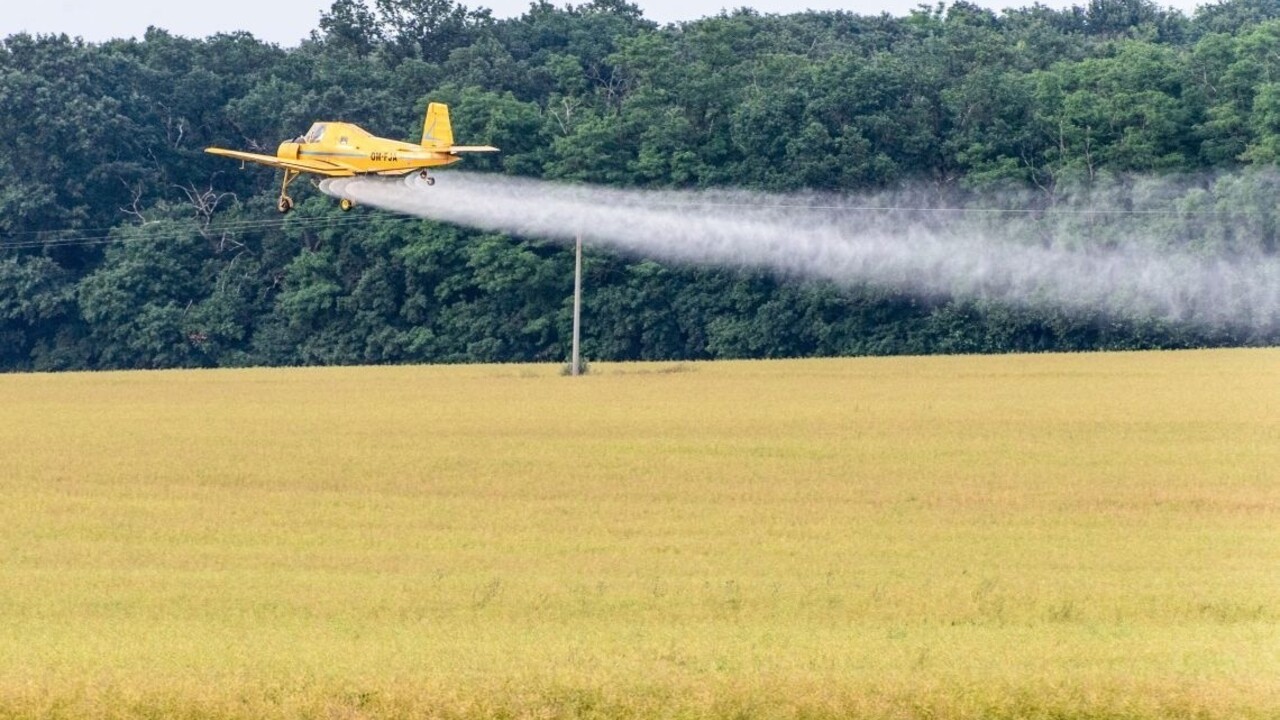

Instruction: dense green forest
[2,0,1280,370]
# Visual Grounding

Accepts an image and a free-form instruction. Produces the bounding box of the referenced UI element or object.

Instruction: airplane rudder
[422,102,454,148]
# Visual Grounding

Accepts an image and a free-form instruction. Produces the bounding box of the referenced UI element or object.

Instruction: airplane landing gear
[277,169,300,214]
[419,170,435,186]
[339,198,355,212]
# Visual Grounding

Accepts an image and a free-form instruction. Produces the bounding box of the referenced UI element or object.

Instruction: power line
[0,198,1246,252]
[0,212,427,251]
[642,203,1235,215]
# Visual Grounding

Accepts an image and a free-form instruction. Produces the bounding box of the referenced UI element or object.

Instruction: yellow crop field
[1,349,1278,719]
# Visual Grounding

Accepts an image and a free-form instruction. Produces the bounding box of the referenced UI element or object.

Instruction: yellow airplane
[205,102,498,213]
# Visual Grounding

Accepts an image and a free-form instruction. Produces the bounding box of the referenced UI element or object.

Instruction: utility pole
[571,231,583,376]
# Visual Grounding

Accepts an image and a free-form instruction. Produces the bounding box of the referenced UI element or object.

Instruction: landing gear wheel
[419,170,436,186]
[339,198,355,212]
[426,176,436,186]
[277,169,300,214]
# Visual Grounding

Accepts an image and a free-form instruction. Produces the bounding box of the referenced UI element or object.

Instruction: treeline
[3,0,1280,370]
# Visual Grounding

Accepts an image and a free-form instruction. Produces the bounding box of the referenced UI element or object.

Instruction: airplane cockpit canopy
[303,123,327,143]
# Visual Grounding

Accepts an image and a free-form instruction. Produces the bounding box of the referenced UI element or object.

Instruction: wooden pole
[572,231,583,376]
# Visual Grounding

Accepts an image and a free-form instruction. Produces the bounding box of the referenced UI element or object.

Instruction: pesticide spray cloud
[322,172,1280,333]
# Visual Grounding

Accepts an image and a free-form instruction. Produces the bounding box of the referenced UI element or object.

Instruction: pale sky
[4,0,1206,47]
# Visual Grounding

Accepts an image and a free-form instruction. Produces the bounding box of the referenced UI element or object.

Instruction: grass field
[1,349,1278,719]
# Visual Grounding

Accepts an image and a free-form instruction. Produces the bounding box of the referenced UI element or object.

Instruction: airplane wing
[445,146,500,153]
[204,148,357,177]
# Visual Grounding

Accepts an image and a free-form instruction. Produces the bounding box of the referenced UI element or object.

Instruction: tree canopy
[2,0,1279,371]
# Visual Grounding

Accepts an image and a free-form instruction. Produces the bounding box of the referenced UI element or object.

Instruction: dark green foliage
[1,0,1278,371]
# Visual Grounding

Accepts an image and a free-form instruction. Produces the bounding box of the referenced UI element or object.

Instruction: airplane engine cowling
[276,142,302,160]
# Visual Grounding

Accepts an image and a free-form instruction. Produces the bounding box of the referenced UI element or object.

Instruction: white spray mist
[321,172,1280,333]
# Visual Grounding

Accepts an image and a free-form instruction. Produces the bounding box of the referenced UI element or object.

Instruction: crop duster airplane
[205,102,498,213]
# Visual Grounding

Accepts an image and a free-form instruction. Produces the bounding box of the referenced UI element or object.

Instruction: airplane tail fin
[422,102,454,148]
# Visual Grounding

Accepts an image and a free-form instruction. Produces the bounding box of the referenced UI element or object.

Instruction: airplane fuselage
[275,122,462,176]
